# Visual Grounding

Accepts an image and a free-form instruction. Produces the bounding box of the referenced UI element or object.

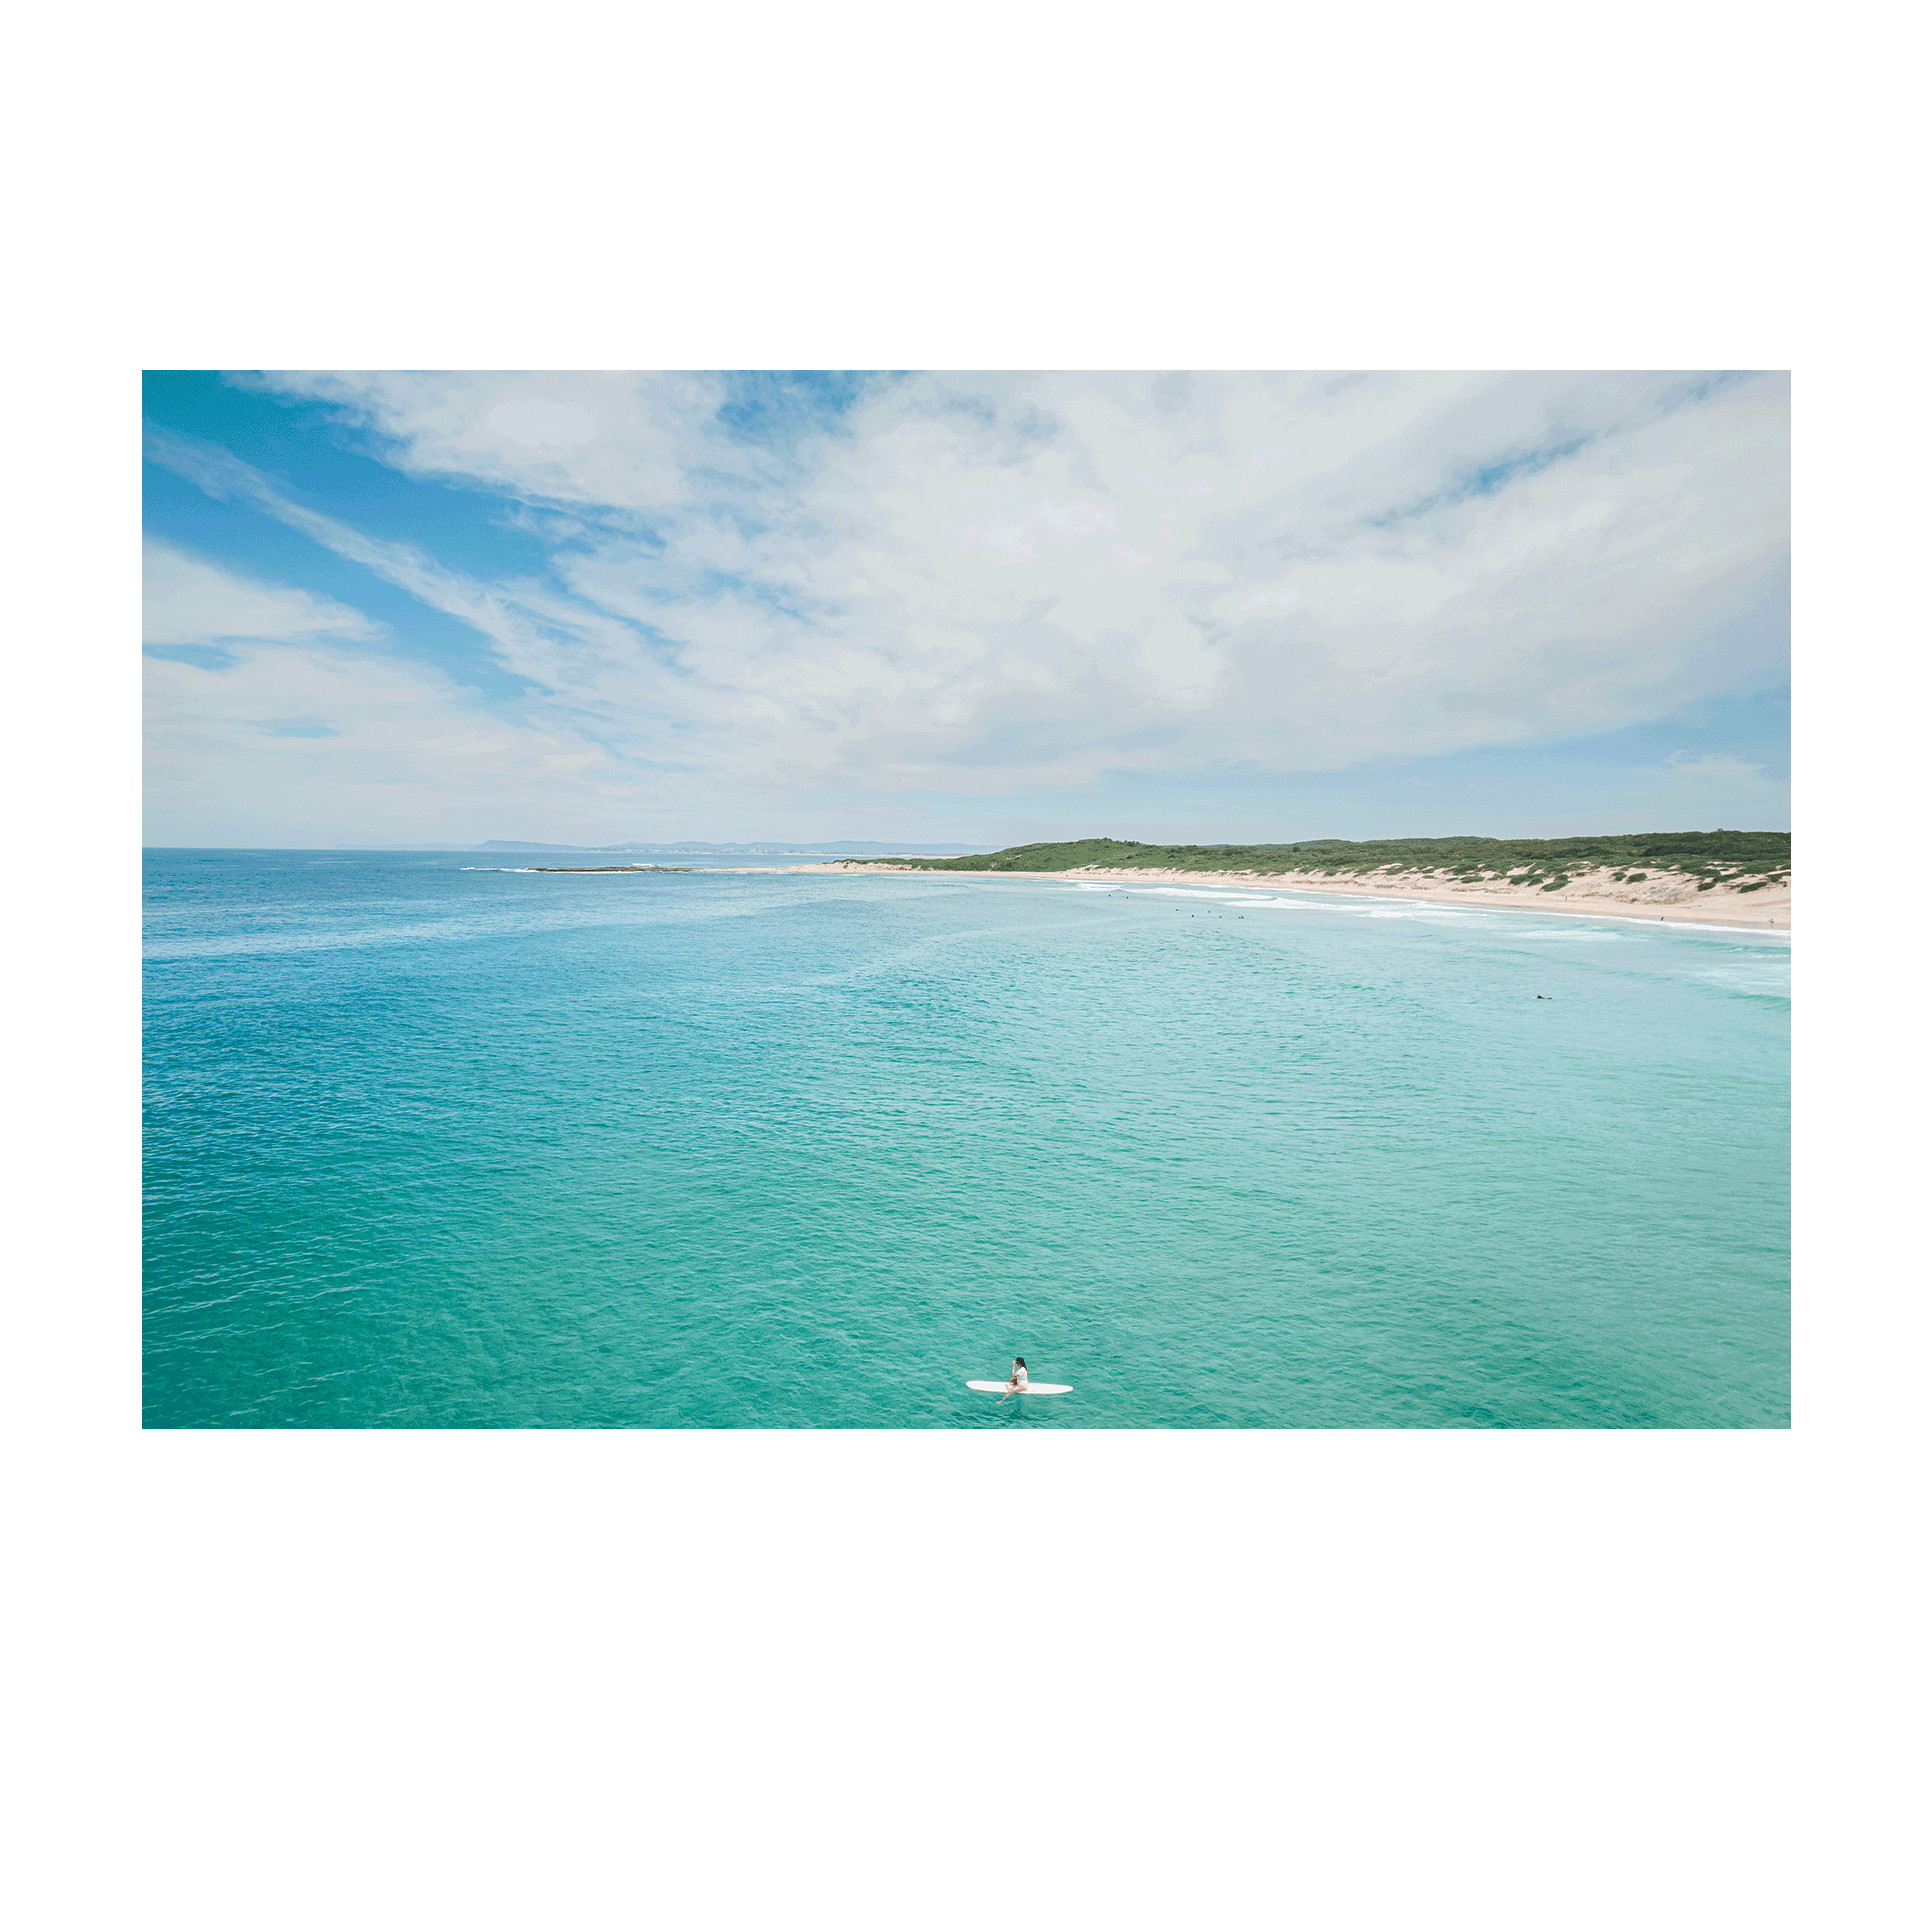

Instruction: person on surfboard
[1000,1357,1029,1401]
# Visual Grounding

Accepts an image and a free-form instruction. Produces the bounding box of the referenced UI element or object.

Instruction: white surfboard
[967,1380,1072,1395]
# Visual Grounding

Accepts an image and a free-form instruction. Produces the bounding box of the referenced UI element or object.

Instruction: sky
[143,370,1789,848]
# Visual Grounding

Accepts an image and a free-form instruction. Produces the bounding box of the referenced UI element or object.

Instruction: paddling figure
[1000,1357,1030,1402]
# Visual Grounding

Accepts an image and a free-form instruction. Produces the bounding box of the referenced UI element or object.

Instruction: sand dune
[765,860,1790,928]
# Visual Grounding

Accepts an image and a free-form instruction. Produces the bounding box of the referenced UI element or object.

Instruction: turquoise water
[143,852,1790,1427]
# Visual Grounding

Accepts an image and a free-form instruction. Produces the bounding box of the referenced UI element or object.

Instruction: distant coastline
[804,863,1789,929]
[726,832,1792,929]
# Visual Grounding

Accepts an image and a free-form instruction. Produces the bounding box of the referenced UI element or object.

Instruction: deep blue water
[143,851,1790,1426]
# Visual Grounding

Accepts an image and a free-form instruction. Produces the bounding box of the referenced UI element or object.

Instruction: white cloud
[1634,750,1788,819]
[238,370,728,510]
[143,537,377,645]
[141,545,648,845]
[173,372,1789,821]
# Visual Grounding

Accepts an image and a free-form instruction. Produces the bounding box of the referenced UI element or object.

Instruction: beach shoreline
[719,860,1791,929]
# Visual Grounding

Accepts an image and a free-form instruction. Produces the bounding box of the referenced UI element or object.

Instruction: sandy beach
[736,860,1790,929]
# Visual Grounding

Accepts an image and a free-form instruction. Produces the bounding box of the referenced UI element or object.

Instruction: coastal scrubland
[832,831,1791,925]
[858,831,1788,886]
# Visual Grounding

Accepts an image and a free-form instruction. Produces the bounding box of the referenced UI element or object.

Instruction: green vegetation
[853,830,1791,886]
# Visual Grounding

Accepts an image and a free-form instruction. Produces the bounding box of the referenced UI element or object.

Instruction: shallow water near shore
[144,851,1789,1427]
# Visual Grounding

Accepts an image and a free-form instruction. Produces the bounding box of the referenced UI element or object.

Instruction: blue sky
[144,371,1788,846]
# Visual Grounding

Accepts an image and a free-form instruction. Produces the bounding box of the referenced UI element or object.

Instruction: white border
[12,2,1907,1912]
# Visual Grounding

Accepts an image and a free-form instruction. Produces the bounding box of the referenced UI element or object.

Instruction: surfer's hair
[1015,1357,1027,1367]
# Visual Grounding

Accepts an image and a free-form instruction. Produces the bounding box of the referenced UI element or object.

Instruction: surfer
[1000,1357,1029,1402]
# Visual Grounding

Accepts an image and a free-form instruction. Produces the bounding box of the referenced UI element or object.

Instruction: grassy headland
[851,831,1790,893]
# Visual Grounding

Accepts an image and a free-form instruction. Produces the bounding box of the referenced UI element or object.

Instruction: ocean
[143,850,1790,1427]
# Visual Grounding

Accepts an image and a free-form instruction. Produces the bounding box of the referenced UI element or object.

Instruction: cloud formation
[143,539,637,844]
[144,537,378,647]
[147,371,1788,840]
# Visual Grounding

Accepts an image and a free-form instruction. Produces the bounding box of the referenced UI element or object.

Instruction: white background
[9,1,1910,1914]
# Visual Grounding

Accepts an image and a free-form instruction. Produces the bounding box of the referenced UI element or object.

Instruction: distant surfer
[1000,1357,1030,1402]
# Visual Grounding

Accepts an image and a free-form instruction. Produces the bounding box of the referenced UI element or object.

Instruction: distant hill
[853,831,1791,887]
[598,841,994,855]
[334,840,596,851]
[335,839,1000,855]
